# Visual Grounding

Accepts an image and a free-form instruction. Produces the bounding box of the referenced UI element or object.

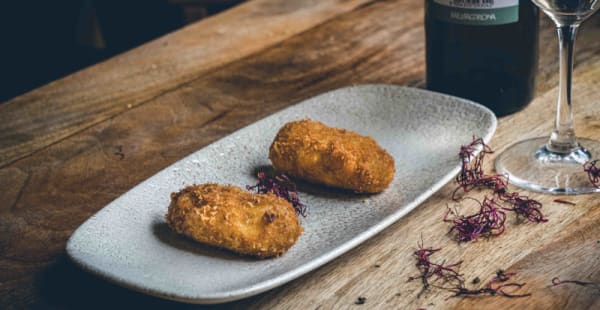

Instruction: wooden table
[2,1,600,309]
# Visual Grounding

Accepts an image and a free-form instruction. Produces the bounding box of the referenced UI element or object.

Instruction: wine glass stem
[547,25,579,154]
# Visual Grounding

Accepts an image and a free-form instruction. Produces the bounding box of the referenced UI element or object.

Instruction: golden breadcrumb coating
[269,119,395,193]
[166,184,302,258]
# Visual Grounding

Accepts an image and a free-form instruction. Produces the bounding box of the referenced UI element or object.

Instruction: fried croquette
[269,119,395,193]
[166,184,302,258]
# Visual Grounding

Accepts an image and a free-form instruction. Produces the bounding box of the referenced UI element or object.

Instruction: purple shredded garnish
[451,270,531,298]
[407,241,464,298]
[500,192,548,223]
[456,137,493,190]
[453,174,509,201]
[450,137,547,232]
[583,160,600,188]
[553,199,576,206]
[453,137,508,200]
[444,197,506,242]
[551,277,600,292]
[247,172,306,216]
[408,242,530,299]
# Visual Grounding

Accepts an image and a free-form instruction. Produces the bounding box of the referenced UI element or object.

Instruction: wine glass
[495,0,600,194]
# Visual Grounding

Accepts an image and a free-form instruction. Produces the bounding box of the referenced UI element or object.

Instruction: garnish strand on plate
[247,171,307,217]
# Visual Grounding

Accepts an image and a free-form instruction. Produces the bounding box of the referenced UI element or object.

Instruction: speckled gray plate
[66,85,496,304]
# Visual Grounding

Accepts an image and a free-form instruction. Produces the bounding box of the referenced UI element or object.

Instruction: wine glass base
[495,137,600,195]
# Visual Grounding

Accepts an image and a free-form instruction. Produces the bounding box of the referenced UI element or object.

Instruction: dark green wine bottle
[425,0,539,117]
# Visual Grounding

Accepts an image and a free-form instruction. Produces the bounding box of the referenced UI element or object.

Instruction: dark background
[0,0,244,103]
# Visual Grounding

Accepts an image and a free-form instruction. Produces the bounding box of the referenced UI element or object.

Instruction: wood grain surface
[0,0,375,168]
[1,0,600,309]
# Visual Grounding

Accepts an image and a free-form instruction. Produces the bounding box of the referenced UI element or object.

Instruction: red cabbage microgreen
[247,172,307,217]
[448,137,547,242]
[408,241,530,299]
[551,277,600,292]
[583,160,600,188]
[444,197,507,242]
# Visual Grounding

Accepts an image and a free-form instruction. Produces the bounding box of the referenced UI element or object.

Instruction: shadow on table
[37,254,264,309]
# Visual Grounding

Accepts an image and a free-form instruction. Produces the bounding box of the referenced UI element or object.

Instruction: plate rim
[66,83,497,304]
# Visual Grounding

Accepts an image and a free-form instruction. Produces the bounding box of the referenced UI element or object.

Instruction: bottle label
[431,0,519,26]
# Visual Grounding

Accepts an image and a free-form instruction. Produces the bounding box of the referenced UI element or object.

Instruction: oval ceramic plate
[67,85,496,304]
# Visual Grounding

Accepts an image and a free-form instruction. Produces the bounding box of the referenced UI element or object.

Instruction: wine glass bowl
[532,0,599,24]
[494,0,600,194]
